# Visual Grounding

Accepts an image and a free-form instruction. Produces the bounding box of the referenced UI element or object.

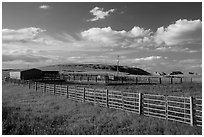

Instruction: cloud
[87,7,115,21]
[81,26,152,47]
[2,54,50,63]
[81,19,202,51]
[2,19,202,74]
[39,5,50,10]
[155,46,199,53]
[2,27,46,43]
[134,56,162,62]
[154,19,202,45]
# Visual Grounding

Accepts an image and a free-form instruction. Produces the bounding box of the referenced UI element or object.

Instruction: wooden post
[106,89,109,108]
[44,83,46,93]
[135,77,138,84]
[180,78,183,84]
[66,85,69,98]
[189,96,194,126]
[83,87,86,102]
[95,76,97,83]
[159,77,162,84]
[54,84,56,95]
[35,82,37,91]
[138,93,142,115]
[94,88,96,105]
[170,78,173,84]
[165,95,168,120]
[122,91,124,110]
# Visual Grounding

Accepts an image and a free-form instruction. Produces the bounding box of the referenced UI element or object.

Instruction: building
[9,68,42,80]
[9,68,60,80]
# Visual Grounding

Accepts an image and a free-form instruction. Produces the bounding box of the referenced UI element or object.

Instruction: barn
[9,68,60,80]
[9,68,42,80]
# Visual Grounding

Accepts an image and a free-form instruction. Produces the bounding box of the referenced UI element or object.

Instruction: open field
[2,82,202,135]
[63,82,202,97]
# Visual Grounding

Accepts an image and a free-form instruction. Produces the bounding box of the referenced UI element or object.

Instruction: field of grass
[65,82,202,97]
[2,82,202,135]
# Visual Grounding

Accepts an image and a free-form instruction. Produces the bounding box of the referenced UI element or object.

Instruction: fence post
[135,77,138,84]
[44,83,46,93]
[122,91,124,110]
[159,77,162,84]
[180,78,183,84]
[170,78,173,84]
[94,88,96,105]
[95,76,97,83]
[138,93,142,115]
[54,84,56,95]
[83,87,86,102]
[165,95,168,120]
[189,96,194,126]
[66,85,69,98]
[106,89,109,108]
[35,82,37,91]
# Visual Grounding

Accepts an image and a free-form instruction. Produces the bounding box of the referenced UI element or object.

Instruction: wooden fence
[61,73,193,85]
[8,79,202,127]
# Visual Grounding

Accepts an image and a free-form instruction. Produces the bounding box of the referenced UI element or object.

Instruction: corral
[60,71,193,85]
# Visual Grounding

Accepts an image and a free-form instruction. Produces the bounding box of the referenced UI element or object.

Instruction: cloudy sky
[2,2,202,74]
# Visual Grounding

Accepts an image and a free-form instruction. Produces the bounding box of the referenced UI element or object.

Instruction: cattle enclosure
[61,73,193,85]
[6,79,202,128]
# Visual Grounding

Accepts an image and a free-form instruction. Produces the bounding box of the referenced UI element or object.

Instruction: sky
[2,2,202,74]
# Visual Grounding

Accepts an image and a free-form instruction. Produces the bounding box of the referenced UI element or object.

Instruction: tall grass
[2,82,202,135]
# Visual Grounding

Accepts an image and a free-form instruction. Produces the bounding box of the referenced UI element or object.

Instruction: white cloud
[134,56,162,62]
[39,5,50,10]
[154,19,202,45]
[87,7,115,21]
[3,27,46,43]
[155,46,199,53]
[130,26,152,37]
[81,26,152,47]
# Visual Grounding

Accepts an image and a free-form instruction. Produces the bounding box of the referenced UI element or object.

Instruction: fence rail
[6,79,202,128]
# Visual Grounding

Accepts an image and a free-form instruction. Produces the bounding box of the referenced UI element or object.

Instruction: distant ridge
[38,63,151,75]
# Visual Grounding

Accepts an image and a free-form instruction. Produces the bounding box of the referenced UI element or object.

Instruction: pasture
[2,82,202,135]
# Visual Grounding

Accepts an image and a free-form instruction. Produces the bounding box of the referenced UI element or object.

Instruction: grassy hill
[38,63,151,75]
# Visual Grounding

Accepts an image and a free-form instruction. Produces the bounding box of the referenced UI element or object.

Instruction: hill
[38,63,151,75]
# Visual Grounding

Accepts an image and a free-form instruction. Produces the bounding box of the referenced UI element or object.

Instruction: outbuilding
[9,68,42,80]
[9,68,60,80]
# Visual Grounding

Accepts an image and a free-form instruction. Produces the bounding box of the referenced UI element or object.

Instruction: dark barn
[9,68,60,81]
[21,68,42,80]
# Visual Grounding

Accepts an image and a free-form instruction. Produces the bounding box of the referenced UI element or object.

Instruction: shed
[10,68,42,80]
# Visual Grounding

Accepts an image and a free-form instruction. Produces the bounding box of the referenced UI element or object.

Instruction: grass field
[65,82,202,97]
[2,82,202,135]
